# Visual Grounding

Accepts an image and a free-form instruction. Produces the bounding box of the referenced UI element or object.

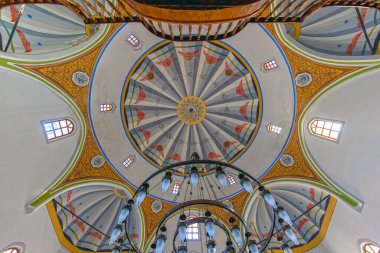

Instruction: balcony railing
[0,0,378,41]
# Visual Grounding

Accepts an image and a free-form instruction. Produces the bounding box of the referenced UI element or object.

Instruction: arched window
[99,103,114,112]
[309,118,343,142]
[172,182,180,195]
[227,175,236,185]
[3,249,20,253]
[361,242,380,253]
[186,216,200,241]
[262,59,278,72]
[267,123,282,134]
[123,156,135,168]
[42,118,74,142]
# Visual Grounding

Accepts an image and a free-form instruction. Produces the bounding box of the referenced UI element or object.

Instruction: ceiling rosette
[124,41,261,167]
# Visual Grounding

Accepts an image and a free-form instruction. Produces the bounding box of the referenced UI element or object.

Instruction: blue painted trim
[88,24,296,203]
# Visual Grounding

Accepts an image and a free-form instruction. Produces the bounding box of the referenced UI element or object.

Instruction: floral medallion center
[177,96,206,125]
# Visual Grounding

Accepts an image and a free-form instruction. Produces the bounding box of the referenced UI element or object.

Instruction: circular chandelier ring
[131,159,263,201]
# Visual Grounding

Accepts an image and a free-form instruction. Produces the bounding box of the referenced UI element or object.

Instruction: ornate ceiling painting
[285,6,380,56]
[123,41,260,167]
[245,183,336,252]
[0,4,101,54]
[48,185,142,252]
[15,22,366,252]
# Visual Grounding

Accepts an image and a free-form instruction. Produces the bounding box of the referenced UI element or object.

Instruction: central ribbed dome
[123,41,261,167]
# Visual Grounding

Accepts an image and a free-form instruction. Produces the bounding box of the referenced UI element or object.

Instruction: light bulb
[207,240,216,253]
[109,225,122,245]
[282,244,293,253]
[112,246,121,253]
[190,168,199,186]
[162,176,171,193]
[241,178,254,194]
[136,188,147,206]
[156,234,166,253]
[178,222,187,242]
[117,205,131,224]
[248,240,259,253]
[284,226,299,245]
[262,191,277,209]
[178,246,187,253]
[205,219,215,239]
[277,208,292,226]
[231,226,242,245]
[216,170,227,187]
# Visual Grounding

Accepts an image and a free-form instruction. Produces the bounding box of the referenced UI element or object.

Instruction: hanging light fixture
[259,187,278,209]
[155,234,167,253]
[189,167,199,186]
[162,171,172,193]
[215,167,227,187]
[283,225,299,245]
[136,183,149,206]
[178,246,188,253]
[109,225,123,245]
[239,174,254,194]
[114,154,312,253]
[281,243,293,253]
[178,214,187,242]
[117,204,131,224]
[276,207,293,226]
[111,246,121,253]
[247,239,259,253]
[207,240,216,253]
[230,225,242,246]
[205,211,215,239]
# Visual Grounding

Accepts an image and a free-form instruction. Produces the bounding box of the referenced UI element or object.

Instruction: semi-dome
[0,4,100,54]
[49,185,143,252]
[246,183,335,250]
[285,7,380,56]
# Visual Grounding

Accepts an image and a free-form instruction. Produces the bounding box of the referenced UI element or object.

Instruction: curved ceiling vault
[90,23,295,201]
[3,3,380,253]
[48,185,143,252]
[0,4,100,54]
[245,182,336,252]
[285,6,380,56]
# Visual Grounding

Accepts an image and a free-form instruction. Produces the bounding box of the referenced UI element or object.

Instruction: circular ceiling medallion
[123,41,261,167]
[177,96,206,125]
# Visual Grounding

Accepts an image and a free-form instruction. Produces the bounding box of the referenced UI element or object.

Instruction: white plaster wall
[302,68,380,253]
[90,23,295,201]
[0,67,80,252]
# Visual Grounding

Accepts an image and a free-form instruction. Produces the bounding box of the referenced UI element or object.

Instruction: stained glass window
[309,119,343,142]
[42,119,74,142]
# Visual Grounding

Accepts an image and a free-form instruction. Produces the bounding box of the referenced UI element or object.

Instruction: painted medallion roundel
[123,41,261,167]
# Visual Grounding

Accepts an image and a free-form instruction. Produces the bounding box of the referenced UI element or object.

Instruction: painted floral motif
[125,41,260,166]
[178,49,199,61]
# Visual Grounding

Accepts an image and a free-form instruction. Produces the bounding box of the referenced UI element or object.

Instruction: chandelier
[108,153,299,253]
